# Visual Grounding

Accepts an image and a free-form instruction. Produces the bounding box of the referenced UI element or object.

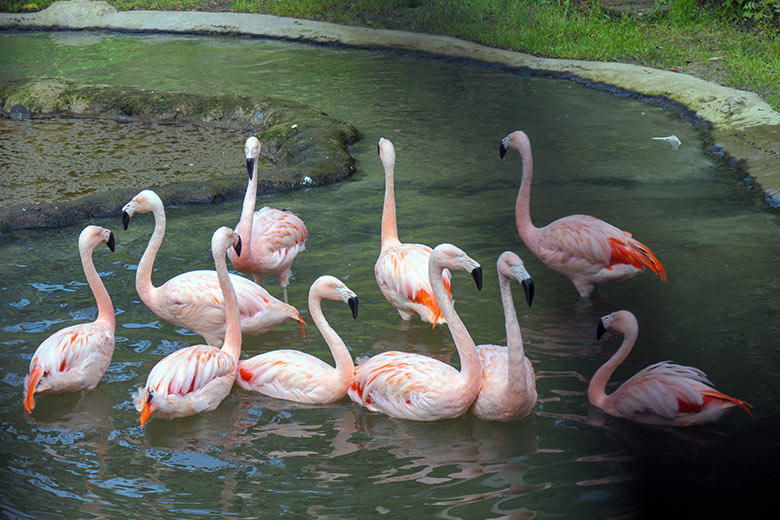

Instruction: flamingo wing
[610,361,750,422]
[237,350,334,402]
[25,322,114,411]
[251,207,308,269]
[538,215,666,280]
[349,351,460,420]
[144,345,235,398]
[375,244,452,325]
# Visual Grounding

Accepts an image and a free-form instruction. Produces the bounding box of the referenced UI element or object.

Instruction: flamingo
[349,243,483,421]
[590,310,754,426]
[470,251,537,422]
[24,225,116,413]
[228,136,308,303]
[374,137,452,326]
[499,130,667,298]
[122,189,305,346]
[133,226,243,426]
[235,275,358,404]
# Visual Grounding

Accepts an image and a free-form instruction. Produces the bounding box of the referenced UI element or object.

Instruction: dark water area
[0,30,778,519]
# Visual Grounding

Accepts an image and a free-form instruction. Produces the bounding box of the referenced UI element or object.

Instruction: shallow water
[1,31,779,519]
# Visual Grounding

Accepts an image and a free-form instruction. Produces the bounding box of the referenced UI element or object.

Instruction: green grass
[2,0,779,111]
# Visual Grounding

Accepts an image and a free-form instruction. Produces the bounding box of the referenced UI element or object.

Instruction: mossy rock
[0,78,361,232]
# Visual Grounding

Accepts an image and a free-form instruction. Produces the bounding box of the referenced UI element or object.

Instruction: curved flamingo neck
[514,136,537,246]
[380,156,400,251]
[136,203,165,306]
[309,287,353,384]
[81,242,114,327]
[588,323,638,408]
[237,154,259,253]
[429,254,480,398]
[215,242,241,361]
[499,271,526,390]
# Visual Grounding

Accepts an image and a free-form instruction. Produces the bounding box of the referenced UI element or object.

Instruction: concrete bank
[2,0,780,206]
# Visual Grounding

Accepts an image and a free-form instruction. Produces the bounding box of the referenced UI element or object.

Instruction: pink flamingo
[349,243,483,421]
[228,136,308,303]
[470,251,537,422]
[122,189,305,346]
[374,137,452,326]
[236,275,358,403]
[590,310,754,426]
[133,226,243,427]
[500,130,667,298]
[24,225,116,413]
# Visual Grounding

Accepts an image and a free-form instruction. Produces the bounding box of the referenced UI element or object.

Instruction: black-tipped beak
[146,391,153,405]
[499,142,508,159]
[348,296,358,320]
[522,278,534,307]
[597,320,606,340]
[122,211,130,231]
[246,158,254,180]
[233,235,242,257]
[471,266,483,291]
[106,231,116,252]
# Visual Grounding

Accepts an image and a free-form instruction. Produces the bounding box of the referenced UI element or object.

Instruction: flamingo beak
[295,312,307,338]
[499,142,508,159]
[348,296,359,319]
[471,266,483,291]
[377,138,382,155]
[233,235,242,257]
[106,231,116,252]
[522,279,534,307]
[597,320,607,341]
[24,366,42,414]
[122,211,130,231]
[246,158,254,180]
[139,394,153,427]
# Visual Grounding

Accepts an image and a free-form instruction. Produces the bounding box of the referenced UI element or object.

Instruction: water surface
[0,31,778,519]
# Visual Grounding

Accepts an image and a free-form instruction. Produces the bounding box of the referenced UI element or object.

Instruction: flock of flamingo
[22,130,754,429]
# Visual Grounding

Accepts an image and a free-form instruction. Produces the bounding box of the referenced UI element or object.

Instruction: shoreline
[2,0,779,208]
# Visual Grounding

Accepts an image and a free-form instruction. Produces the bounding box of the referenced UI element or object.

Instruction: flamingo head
[597,310,638,340]
[244,136,261,180]
[498,251,534,307]
[499,130,530,159]
[377,137,396,172]
[431,244,482,291]
[312,275,359,320]
[79,225,116,254]
[122,189,163,230]
[23,364,50,414]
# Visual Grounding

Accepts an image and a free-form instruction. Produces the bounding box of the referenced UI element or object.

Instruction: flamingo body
[375,243,451,325]
[350,243,483,421]
[24,226,115,413]
[590,310,753,427]
[236,275,358,404]
[470,252,537,422]
[122,189,304,346]
[134,227,244,426]
[375,137,452,325]
[229,136,307,302]
[500,130,666,297]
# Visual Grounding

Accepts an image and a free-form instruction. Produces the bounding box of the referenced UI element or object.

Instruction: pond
[1,30,778,519]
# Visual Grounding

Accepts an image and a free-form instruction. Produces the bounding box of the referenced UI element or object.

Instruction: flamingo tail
[701,388,755,418]
[608,237,667,282]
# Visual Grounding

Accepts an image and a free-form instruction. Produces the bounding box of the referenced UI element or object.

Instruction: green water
[1,31,779,519]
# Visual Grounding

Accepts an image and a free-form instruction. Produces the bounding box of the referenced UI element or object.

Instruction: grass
[2,0,779,111]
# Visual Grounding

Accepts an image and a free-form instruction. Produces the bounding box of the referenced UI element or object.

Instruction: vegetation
[2,0,779,110]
